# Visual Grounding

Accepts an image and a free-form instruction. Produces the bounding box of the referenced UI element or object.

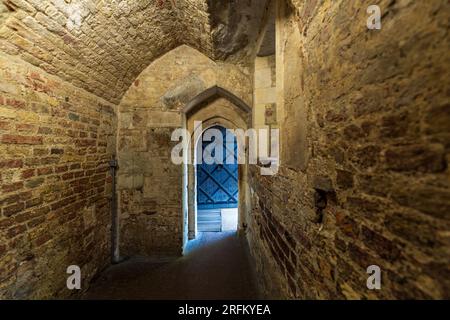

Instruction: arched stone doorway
[115,46,253,258]
[182,87,252,247]
[195,125,239,232]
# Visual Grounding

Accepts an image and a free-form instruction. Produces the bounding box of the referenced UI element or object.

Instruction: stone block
[118,174,144,190]
[162,75,206,110]
[360,226,402,262]
[393,186,450,220]
[312,175,333,192]
[255,87,276,104]
[425,103,450,134]
[254,68,273,88]
[385,211,437,247]
[384,144,446,173]
[147,110,181,128]
[336,170,354,190]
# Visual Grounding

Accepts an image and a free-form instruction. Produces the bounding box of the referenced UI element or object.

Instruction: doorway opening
[182,86,251,247]
[196,125,239,233]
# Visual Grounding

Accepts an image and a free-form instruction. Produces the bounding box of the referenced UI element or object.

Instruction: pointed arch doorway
[182,86,252,246]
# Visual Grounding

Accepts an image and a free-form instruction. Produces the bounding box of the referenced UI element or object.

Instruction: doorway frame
[181,86,252,247]
[194,124,239,233]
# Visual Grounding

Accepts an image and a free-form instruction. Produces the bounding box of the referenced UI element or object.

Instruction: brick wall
[0,52,116,299]
[247,0,450,299]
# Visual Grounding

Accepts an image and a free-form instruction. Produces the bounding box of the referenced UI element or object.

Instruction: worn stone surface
[0,1,10,25]
[0,0,268,104]
[0,52,116,299]
[247,0,450,300]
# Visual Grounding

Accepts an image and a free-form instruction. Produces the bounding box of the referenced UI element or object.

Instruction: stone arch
[183,86,252,115]
[0,1,14,26]
[117,44,253,257]
[119,45,252,113]
[182,89,252,245]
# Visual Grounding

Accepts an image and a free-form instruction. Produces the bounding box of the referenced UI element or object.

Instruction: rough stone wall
[0,52,116,299]
[207,0,271,63]
[117,45,251,257]
[0,1,10,25]
[248,0,450,299]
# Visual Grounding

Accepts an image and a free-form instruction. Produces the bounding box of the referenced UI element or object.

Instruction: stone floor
[84,232,260,300]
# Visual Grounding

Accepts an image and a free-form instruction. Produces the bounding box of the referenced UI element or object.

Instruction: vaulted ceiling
[0,0,270,104]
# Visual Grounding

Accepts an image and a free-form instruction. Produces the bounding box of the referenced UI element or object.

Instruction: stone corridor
[84,232,259,300]
[0,0,449,300]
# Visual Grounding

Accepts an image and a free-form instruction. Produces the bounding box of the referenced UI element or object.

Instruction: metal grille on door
[197,126,238,210]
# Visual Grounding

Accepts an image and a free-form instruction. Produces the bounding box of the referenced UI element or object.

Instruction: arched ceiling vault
[0,0,270,104]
